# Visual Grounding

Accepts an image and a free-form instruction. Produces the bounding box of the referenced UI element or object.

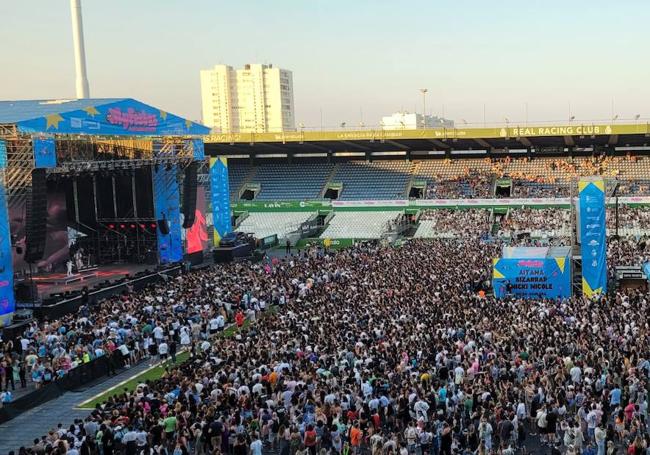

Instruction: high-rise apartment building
[200,64,295,133]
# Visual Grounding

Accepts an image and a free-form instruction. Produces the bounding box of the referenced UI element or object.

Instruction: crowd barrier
[0,352,126,424]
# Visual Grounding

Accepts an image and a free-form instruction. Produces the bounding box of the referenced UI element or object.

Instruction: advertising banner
[152,164,182,263]
[0,140,6,169]
[210,157,231,245]
[191,139,205,160]
[232,200,330,212]
[579,178,607,297]
[492,256,571,299]
[33,137,57,168]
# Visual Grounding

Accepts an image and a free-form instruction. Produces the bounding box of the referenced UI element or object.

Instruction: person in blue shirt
[609,386,621,407]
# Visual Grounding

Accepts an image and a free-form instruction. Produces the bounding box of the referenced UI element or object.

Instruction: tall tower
[70,0,90,98]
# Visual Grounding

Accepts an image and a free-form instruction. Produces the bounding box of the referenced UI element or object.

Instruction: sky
[1,0,649,128]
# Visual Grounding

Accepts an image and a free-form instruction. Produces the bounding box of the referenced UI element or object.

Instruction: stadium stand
[332,161,413,200]
[235,211,314,239]
[252,163,334,200]
[414,209,492,238]
[228,162,255,200]
[319,211,402,239]
[498,208,572,239]
[227,154,650,201]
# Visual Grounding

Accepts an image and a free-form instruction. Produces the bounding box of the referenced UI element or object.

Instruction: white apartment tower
[200,63,295,133]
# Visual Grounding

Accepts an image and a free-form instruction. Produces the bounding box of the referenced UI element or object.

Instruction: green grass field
[78,306,277,409]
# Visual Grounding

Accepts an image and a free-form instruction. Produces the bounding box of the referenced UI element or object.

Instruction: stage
[16,263,154,300]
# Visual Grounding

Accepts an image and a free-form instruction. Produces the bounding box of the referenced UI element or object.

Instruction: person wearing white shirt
[158,341,168,360]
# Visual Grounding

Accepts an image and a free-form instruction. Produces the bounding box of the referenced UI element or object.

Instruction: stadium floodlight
[340,122,346,128]
[419,88,428,117]
[460,119,468,125]
[569,116,575,122]
[612,114,619,122]
[298,122,305,130]
[635,114,641,120]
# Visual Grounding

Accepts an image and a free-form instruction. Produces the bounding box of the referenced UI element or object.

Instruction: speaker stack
[24,169,48,263]
[182,162,198,229]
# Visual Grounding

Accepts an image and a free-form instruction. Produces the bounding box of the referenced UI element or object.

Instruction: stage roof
[0,98,209,136]
[205,123,650,155]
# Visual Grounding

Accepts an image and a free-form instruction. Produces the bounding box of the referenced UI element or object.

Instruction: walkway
[0,360,152,454]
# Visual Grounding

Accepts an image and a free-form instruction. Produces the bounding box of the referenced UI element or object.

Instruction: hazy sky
[2,0,649,127]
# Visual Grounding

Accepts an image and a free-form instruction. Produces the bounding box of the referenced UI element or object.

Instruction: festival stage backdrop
[578,177,607,297]
[493,247,571,299]
[152,164,182,263]
[10,183,69,273]
[209,157,231,245]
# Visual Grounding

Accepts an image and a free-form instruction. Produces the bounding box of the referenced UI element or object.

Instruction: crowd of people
[417,155,650,200]
[418,210,492,238]
[2,233,647,455]
[498,209,571,240]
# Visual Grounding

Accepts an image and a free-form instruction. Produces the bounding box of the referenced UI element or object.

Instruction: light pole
[420,88,428,128]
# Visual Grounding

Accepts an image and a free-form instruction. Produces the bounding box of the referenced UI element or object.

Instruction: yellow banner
[205,123,650,144]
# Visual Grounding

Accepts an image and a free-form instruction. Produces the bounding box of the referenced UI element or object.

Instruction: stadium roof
[0,98,210,136]
[205,123,650,155]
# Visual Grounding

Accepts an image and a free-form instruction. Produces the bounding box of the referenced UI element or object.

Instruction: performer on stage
[74,248,83,271]
[66,259,74,277]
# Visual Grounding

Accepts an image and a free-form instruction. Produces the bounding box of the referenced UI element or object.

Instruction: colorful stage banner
[33,137,57,168]
[0,139,6,169]
[579,177,607,297]
[492,255,571,299]
[16,98,210,136]
[209,157,231,245]
[0,182,15,327]
[192,139,205,160]
[152,164,182,264]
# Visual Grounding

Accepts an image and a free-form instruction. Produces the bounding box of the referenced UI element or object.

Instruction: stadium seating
[226,155,650,202]
[331,161,413,200]
[228,163,255,200]
[320,211,401,239]
[236,212,315,239]
[253,163,334,200]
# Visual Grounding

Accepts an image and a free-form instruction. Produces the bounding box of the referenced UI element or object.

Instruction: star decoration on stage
[83,106,100,117]
[159,110,168,121]
[45,113,64,130]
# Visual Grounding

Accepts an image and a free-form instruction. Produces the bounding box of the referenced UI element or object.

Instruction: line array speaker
[182,161,198,228]
[25,168,48,263]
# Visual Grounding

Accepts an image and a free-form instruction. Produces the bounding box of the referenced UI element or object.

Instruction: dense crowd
[499,209,571,239]
[418,210,492,238]
[1,233,646,455]
[1,198,650,455]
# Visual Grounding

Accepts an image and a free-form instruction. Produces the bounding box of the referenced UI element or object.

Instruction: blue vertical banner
[33,137,57,168]
[209,156,231,245]
[191,138,205,160]
[579,177,607,297]
[0,139,7,169]
[0,181,15,327]
[152,164,183,263]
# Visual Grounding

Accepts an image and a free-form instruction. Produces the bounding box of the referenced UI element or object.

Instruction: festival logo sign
[106,107,158,133]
